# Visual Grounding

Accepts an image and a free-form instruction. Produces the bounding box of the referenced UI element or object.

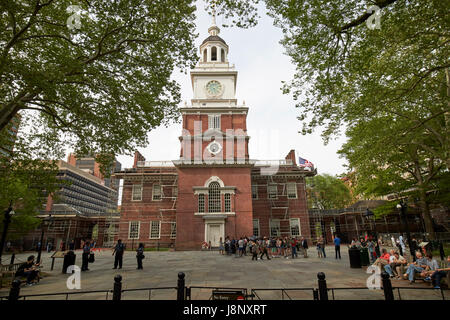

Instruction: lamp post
[396,200,415,261]
[0,200,15,264]
[36,214,54,264]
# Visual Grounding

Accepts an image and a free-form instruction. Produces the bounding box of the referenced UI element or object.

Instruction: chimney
[285,149,296,165]
[67,153,77,166]
[133,151,146,168]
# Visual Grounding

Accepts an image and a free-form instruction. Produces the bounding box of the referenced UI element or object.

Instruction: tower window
[211,46,217,61]
[221,48,225,62]
[208,115,221,130]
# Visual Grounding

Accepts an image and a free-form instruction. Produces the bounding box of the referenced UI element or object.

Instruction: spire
[208,5,220,36]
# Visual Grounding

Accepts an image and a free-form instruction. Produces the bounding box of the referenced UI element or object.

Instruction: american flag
[298,157,313,168]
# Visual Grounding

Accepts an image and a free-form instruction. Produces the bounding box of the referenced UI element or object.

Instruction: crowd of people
[212,236,310,260]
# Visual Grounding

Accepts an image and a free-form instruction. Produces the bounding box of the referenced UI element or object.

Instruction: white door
[208,224,221,247]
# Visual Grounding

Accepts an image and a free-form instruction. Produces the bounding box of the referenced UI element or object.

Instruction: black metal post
[381,271,394,301]
[36,228,45,264]
[9,279,21,301]
[317,272,328,300]
[177,272,185,301]
[0,202,13,264]
[112,274,122,300]
[8,253,15,271]
[439,241,445,261]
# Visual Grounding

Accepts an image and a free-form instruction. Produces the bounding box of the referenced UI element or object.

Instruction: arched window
[208,181,221,212]
[203,49,207,62]
[211,46,217,61]
[221,49,225,62]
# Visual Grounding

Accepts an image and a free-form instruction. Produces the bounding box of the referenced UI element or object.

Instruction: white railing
[136,161,175,167]
[254,159,293,166]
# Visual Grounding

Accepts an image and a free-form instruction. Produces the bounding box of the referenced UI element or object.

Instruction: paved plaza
[0,246,447,300]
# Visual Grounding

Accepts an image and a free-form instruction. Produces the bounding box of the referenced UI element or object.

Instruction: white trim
[128,221,140,239]
[204,176,225,187]
[131,184,142,201]
[290,218,301,237]
[194,212,235,216]
[150,220,161,239]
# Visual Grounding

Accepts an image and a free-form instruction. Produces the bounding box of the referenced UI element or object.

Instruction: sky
[113,3,348,176]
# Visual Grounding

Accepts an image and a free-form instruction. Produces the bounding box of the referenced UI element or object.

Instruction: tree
[262,0,449,238]
[307,173,352,210]
[339,113,448,238]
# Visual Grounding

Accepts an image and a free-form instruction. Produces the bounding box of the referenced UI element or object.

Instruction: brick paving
[0,246,447,300]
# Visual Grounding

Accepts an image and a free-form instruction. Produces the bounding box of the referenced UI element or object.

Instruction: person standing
[112,239,125,269]
[334,235,341,259]
[69,240,75,251]
[260,237,271,260]
[320,236,326,258]
[252,241,259,261]
[301,237,308,258]
[81,241,90,271]
[238,237,244,257]
[219,237,224,255]
[136,243,144,270]
[291,237,298,259]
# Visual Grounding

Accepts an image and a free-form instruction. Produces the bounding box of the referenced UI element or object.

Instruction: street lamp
[0,200,15,264]
[396,200,415,261]
[36,214,54,264]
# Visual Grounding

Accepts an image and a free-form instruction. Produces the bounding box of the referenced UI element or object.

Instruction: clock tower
[174,12,253,250]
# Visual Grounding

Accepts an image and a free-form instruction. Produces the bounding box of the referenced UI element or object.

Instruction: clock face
[205,80,223,97]
[207,141,222,155]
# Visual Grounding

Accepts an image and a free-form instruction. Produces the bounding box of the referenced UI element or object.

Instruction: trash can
[360,247,370,266]
[348,247,361,268]
[62,250,76,273]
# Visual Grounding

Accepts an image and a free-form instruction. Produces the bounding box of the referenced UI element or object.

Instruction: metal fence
[1,271,448,301]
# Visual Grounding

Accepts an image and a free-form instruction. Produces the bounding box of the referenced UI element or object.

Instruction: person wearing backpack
[136,243,145,270]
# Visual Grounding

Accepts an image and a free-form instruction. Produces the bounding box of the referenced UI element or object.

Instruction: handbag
[88,253,95,263]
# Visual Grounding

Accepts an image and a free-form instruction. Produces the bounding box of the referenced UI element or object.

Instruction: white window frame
[150,221,161,239]
[252,219,260,238]
[198,193,205,213]
[290,218,301,237]
[208,114,221,130]
[131,184,142,201]
[268,184,278,199]
[269,219,280,237]
[224,193,231,212]
[251,185,258,199]
[287,182,298,199]
[152,184,162,201]
[170,222,176,239]
[128,221,140,239]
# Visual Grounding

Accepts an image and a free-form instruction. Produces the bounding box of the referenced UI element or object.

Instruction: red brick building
[114,19,316,250]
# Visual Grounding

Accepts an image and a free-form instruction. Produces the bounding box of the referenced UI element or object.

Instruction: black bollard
[9,279,21,301]
[381,271,394,301]
[112,275,122,301]
[177,272,185,301]
[317,272,328,300]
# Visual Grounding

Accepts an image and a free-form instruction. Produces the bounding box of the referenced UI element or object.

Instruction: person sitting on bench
[15,255,41,286]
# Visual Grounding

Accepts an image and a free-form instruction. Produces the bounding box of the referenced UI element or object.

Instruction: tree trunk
[418,186,435,240]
